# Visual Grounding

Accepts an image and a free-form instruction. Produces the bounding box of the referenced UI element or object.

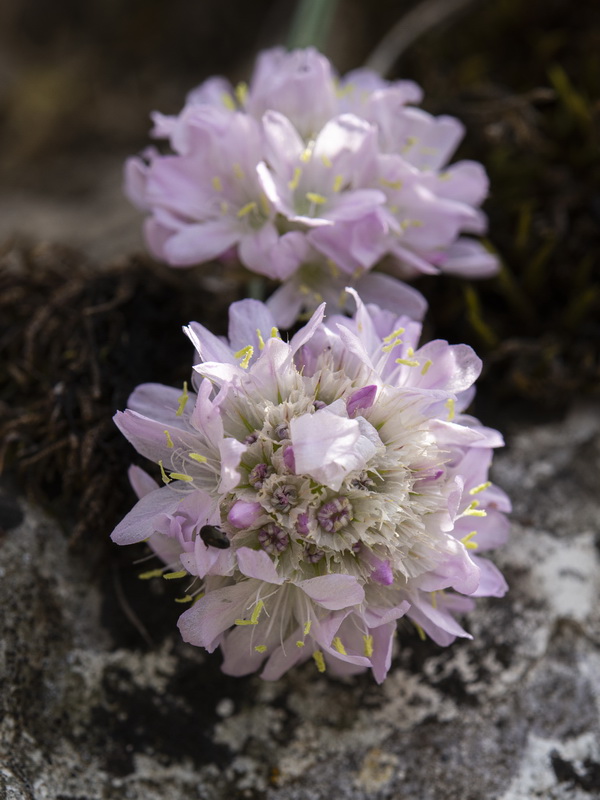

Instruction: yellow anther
[138,569,164,580]
[255,645,267,653]
[234,345,254,369]
[163,430,174,449]
[176,381,189,417]
[420,146,438,155]
[379,177,403,190]
[299,284,310,295]
[256,328,265,350]
[259,192,270,216]
[235,81,248,105]
[463,500,487,518]
[470,481,492,495]
[163,570,187,580]
[383,327,406,343]
[232,163,245,180]
[237,201,257,218]
[250,600,264,624]
[221,93,236,111]
[395,358,420,367]
[189,452,207,463]
[271,327,280,339]
[332,174,344,193]
[390,204,399,214]
[174,595,194,604]
[303,620,312,636]
[169,472,194,482]
[421,359,433,375]
[403,136,417,151]
[306,192,327,205]
[439,171,451,181]
[296,640,305,648]
[445,397,455,421]
[414,623,427,641]
[461,531,479,550]
[312,650,326,672]
[430,591,438,609]
[212,176,223,192]
[220,200,229,215]
[406,347,415,357]
[321,154,333,168]
[234,618,254,626]
[300,148,312,163]
[332,637,347,655]
[158,460,171,485]
[363,635,374,658]
[288,167,302,191]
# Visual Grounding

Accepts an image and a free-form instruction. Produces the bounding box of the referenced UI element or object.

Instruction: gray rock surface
[1,405,600,799]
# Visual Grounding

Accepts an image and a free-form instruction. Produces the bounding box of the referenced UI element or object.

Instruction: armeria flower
[126,47,498,326]
[111,291,509,682]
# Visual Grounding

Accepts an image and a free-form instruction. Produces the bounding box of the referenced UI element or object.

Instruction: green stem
[287,0,340,51]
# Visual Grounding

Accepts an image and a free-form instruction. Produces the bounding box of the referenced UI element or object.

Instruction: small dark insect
[199,524,230,549]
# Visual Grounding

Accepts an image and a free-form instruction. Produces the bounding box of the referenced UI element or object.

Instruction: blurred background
[1,0,599,534]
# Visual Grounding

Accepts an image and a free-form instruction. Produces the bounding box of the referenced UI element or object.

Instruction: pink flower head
[111,292,509,682]
[125,47,498,326]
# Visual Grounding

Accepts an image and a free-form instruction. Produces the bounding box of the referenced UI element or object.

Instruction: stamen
[296,640,305,648]
[235,81,248,104]
[332,637,347,655]
[414,623,427,641]
[431,591,438,608]
[421,359,433,375]
[237,201,258,218]
[379,177,403,190]
[461,531,478,550]
[402,136,417,152]
[271,327,280,339]
[158,460,171,485]
[220,200,229,215]
[395,358,420,367]
[174,595,194,603]
[256,328,265,350]
[189,452,207,463]
[304,620,312,636]
[221,93,235,110]
[176,381,189,417]
[232,163,245,180]
[327,259,340,278]
[235,600,264,626]
[288,167,302,190]
[312,650,326,672]
[255,645,267,653]
[212,176,222,192]
[305,192,327,205]
[470,481,491,495]
[383,328,406,343]
[321,155,332,168]
[363,635,374,657]
[234,345,254,369]
[445,398,455,421]
[138,568,164,580]
[163,570,187,580]
[169,472,194,482]
[164,430,174,448]
[300,148,312,163]
[463,501,487,518]
[332,174,344,192]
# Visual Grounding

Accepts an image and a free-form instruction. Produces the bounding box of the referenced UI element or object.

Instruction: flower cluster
[112,292,509,681]
[126,47,497,325]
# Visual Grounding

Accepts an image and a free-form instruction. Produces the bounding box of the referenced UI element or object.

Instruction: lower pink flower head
[125,46,497,327]
[112,291,510,682]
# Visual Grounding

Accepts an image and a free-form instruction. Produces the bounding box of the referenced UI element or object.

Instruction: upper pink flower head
[112,291,509,683]
[126,47,498,326]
